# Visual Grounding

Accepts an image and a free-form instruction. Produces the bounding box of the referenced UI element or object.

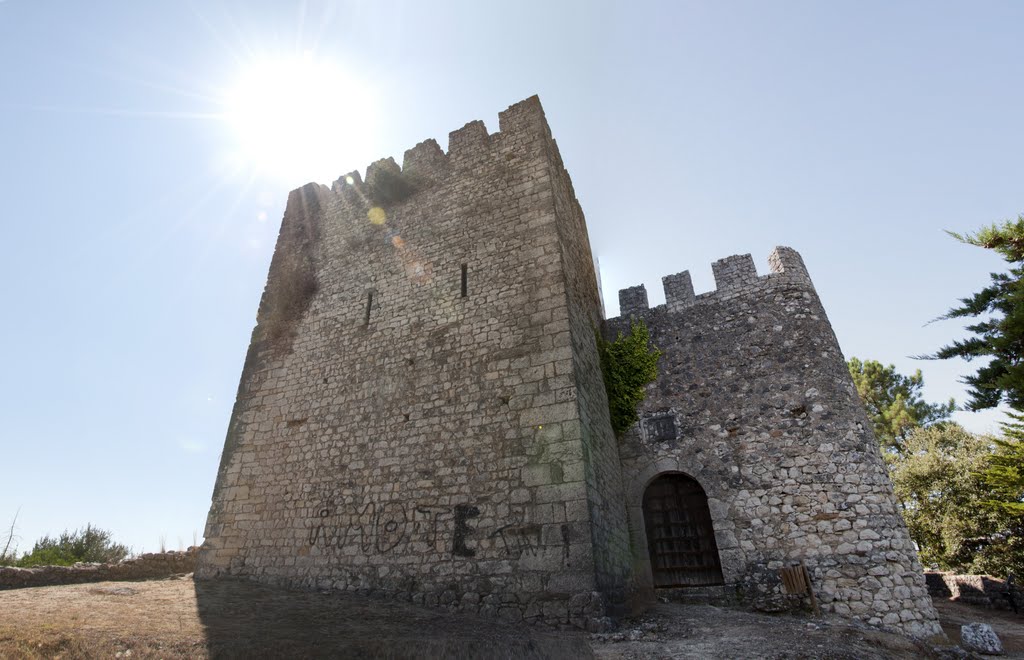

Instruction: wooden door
[643,474,724,587]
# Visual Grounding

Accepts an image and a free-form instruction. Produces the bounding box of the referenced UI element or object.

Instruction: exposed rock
[960,623,1003,655]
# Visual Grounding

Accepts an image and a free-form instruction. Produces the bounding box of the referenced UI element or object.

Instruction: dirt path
[2,576,1023,659]
[933,598,1024,656]
[591,603,941,660]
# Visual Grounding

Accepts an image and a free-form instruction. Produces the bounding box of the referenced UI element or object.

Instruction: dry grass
[6,575,1024,659]
[0,579,204,659]
[0,576,588,659]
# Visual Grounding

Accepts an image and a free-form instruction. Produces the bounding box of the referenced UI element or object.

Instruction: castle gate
[642,474,723,587]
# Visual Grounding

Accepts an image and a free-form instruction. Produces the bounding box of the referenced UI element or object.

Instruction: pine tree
[979,413,1024,515]
[930,217,1024,534]
[847,357,954,453]
[931,214,1024,411]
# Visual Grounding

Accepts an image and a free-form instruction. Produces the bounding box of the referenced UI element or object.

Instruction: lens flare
[222,53,377,186]
[405,260,432,284]
[368,207,386,225]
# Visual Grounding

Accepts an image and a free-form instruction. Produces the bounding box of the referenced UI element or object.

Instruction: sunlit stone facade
[198,96,941,637]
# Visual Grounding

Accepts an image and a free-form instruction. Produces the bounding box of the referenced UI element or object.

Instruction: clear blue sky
[1,1,1021,555]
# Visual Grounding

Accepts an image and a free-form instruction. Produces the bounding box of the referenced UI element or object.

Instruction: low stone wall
[925,572,1018,611]
[0,548,198,590]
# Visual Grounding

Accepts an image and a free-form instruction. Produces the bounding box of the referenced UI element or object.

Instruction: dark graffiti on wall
[489,523,541,558]
[306,497,567,562]
[308,500,453,554]
[452,504,479,557]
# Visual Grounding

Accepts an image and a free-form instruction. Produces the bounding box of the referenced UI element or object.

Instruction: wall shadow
[193,577,593,659]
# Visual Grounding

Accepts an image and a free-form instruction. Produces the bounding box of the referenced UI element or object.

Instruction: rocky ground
[0,575,1021,658]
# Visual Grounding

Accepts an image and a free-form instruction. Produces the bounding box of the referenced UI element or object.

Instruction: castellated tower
[607,250,941,637]
[197,96,632,628]
[199,95,942,637]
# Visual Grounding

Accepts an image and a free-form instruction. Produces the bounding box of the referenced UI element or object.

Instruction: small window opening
[648,415,677,442]
[364,291,374,325]
[460,264,468,297]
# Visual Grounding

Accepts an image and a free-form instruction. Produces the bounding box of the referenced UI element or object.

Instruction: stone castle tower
[198,96,941,636]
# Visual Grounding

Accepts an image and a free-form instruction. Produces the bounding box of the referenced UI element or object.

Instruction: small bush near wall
[5,525,129,567]
[597,320,660,438]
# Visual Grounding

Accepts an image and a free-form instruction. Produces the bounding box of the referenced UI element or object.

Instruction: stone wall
[0,549,197,590]
[606,249,942,637]
[926,572,1019,611]
[198,97,622,629]
[539,109,632,610]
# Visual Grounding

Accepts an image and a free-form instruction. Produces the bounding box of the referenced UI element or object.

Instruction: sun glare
[222,52,377,186]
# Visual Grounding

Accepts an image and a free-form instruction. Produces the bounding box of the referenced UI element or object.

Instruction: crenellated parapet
[307,96,550,211]
[401,138,447,186]
[446,120,490,166]
[614,246,813,319]
[617,284,649,318]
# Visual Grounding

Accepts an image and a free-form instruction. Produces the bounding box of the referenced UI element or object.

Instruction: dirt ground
[0,575,1021,659]
[933,598,1024,656]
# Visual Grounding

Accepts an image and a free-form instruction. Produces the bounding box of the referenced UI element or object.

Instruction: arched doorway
[642,473,724,587]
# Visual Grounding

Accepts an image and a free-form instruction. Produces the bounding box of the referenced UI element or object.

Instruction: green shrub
[15,524,129,567]
[597,320,661,437]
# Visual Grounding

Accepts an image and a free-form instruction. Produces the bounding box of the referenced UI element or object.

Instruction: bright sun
[222,52,377,186]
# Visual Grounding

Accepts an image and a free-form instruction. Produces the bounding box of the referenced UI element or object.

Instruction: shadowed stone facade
[198,96,940,637]
[608,249,940,637]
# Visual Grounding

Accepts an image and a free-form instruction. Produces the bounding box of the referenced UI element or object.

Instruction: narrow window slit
[460,264,468,297]
[365,291,374,325]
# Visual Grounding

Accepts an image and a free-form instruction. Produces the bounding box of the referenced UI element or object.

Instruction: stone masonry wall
[926,572,1019,611]
[540,116,632,608]
[198,97,619,629]
[0,549,197,590]
[606,248,942,637]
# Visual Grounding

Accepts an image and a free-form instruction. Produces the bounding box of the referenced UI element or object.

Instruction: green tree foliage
[847,357,954,454]
[597,320,661,438]
[11,524,129,567]
[889,424,1024,576]
[979,429,1024,516]
[931,215,1024,411]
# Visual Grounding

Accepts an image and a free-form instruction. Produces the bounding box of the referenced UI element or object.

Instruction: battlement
[310,96,550,201]
[615,246,812,318]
